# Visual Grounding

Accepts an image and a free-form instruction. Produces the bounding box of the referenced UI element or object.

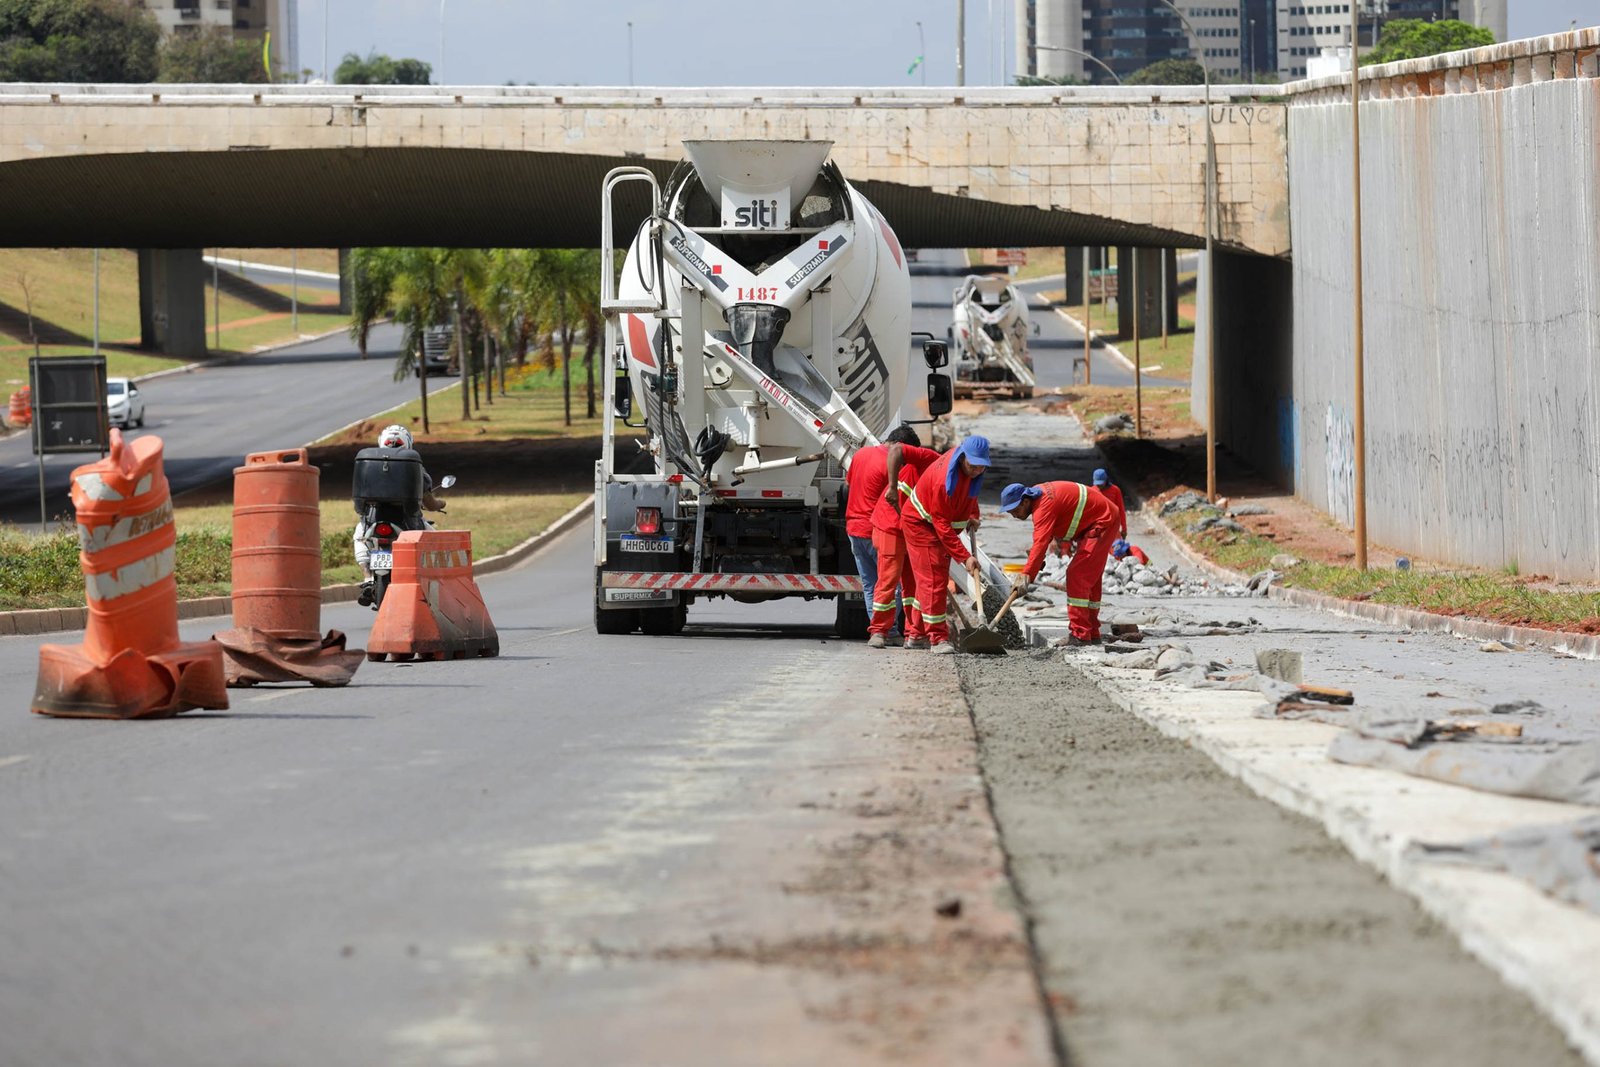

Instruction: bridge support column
[1115,247,1165,340]
[1064,248,1084,300]
[137,249,207,359]
[338,248,352,315]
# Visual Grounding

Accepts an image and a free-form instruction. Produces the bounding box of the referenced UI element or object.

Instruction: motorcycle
[352,443,455,609]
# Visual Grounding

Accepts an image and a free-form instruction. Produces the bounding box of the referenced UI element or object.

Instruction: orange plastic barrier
[230,448,322,640]
[213,448,363,687]
[8,387,31,429]
[366,530,499,662]
[32,430,228,719]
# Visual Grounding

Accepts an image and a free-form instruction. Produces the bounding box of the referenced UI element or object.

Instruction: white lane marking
[1050,304,1141,374]
[249,689,303,703]
[537,626,586,640]
[0,755,30,770]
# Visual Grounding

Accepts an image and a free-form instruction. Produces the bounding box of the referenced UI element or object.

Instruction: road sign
[28,355,109,530]
[992,248,1028,267]
[30,356,109,455]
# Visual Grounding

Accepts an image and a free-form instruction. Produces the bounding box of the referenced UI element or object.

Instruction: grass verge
[1165,497,1600,634]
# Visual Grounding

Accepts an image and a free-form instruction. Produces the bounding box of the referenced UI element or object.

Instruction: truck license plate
[620,537,673,554]
[370,551,392,570]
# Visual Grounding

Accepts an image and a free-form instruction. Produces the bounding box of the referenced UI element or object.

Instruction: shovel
[949,531,1007,655]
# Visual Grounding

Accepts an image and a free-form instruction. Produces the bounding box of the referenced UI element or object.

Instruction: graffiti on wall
[1324,403,1355,526]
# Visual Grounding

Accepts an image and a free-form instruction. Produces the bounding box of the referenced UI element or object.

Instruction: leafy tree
[1126,58,1206,85]
[1361,19,1494,66]
[335,50,432,85]
[159,25,267,83]
[1014,73,1086,87]
[0,0,161,82]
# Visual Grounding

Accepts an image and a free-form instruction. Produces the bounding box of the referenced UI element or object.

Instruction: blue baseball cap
[1093,468,1110,486]
[1000,483,1043,512]
[1112,539,1131,558]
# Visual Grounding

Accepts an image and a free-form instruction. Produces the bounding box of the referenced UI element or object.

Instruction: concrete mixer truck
[951,274,1037,399]
[592,140,956,637]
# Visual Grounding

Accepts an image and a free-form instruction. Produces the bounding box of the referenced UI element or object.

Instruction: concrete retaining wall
[1286,30,1600,578]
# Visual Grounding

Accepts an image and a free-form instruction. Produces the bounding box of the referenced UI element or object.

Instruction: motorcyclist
[356,424,447,606]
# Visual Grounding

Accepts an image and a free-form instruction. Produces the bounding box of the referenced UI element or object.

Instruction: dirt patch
[960,651,1583,1067]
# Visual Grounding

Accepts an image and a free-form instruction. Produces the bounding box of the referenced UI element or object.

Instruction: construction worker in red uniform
[1092,468,1128,541]
[844,426,925,645]
[897,436,991,655]
[868,436,945,649]
[1001,479,1118,646]
[1112,539,1150,566]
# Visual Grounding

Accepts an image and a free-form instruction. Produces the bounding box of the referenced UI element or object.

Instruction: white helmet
[378,424,413,450]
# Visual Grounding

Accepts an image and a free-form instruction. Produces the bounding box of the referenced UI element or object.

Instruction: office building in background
[121,0,300,79]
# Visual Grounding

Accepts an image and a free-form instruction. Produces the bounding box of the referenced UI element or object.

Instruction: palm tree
[347,246,401,360]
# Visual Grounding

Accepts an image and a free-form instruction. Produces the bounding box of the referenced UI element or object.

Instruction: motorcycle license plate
[370,551,393,570]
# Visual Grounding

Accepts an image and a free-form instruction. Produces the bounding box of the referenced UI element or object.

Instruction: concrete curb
[1145,506,1600,662]
[0,498,593,639]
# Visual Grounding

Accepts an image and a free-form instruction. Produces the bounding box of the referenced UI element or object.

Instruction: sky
[303,1,1600,87]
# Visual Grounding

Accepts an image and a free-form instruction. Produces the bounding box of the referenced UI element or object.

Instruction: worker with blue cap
[1001,478,1118,646]
[1092,468,1128,542]
[895,435,989,654]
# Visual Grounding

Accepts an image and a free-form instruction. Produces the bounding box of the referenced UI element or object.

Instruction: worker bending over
[1001,479,1118,646]
[1112,539,1150,565]
[844,425,924,643]
[869,434,945,649]
[895,436,991,655]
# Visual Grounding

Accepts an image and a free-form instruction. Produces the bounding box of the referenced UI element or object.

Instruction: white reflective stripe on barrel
[85,545,176,602]
[76,499,174,553]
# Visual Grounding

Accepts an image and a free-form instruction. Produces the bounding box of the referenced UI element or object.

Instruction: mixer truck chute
[951,274,1037,399]
[593,140,954,636]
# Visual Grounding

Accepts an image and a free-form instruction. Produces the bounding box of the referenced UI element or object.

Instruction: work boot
[357,579,375,607]
[885,634,904,647]
[1054,635,1101,649]
[903,637,930,651]
[928,642,955,656]
[867,633,887,649]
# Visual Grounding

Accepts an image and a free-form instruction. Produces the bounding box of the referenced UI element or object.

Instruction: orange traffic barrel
[8,387,31,428]
[231,448,322,642]
[32,429,227,718]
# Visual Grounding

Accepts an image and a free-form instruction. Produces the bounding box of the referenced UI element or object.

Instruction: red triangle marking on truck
[626,314,656,368]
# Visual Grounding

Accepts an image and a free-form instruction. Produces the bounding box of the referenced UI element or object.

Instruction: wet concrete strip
[959,651,1585,1067]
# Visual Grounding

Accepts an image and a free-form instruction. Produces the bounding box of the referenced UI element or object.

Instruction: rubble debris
[1255,648,1304,684]
[1189,515,1246,536]
[1246,569,1281,597]
[1479,641,1512,653]
[1329,729,1600,807]
[1270,554,1301,570]
[1407,816,1600,918]
[1093,413,1136,434]
[1159,491,1210,517]
[934,895,964,919]
[1230,504,1272,517]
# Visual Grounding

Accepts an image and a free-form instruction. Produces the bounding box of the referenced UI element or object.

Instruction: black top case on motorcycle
[353,446,426,527]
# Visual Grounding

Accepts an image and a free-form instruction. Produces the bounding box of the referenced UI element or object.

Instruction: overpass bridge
[0,83,1287,255]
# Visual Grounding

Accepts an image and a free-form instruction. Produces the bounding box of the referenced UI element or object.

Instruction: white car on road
[105,377,146,429]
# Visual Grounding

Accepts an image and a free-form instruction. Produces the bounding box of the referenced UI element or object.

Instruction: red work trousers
[1066,520,1116,641]
[903,518,954,646]
[869,528,921,639]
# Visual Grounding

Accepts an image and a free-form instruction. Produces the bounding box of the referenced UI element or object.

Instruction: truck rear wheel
[594,569,637,635]
[640,602,687,636]
[834,596,869,640]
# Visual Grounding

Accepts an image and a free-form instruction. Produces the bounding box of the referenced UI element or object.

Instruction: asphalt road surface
[0,322,416,525]
[909,249,1186,392]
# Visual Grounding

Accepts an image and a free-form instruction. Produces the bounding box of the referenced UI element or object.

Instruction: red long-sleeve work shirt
[1094,483,1128,540]
[871,445,942,535]
[905,450,982,562]
[1024,481,1117,579]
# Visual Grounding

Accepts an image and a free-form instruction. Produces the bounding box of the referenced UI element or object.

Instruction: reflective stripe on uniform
[903,485,933,523]
[85,545,175,602]
[1063,483,1091,541]
[871,601,897,612]
[1065,596,1102,609]
[921,612,947,623]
